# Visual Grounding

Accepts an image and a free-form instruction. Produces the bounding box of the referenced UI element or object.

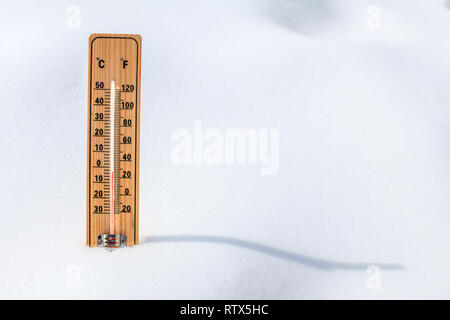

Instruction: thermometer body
[87,34,141,248]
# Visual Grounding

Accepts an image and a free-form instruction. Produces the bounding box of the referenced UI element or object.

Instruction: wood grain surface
[87,34,141,247]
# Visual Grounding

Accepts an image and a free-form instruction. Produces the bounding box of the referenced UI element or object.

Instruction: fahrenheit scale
[87,34,141,248]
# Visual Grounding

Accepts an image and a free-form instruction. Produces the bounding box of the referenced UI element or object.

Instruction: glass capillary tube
[110,80,116,235]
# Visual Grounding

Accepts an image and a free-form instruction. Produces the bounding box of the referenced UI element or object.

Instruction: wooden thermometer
[87,34,141,248]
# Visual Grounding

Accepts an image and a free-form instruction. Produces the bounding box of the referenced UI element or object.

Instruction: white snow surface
[0,0,450,299]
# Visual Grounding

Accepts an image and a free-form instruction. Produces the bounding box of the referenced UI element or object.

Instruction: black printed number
[121,84,135,92]
[94,190,103,198]
[122,171,131,178]
[122,136,132,144]
[121,101,134,109]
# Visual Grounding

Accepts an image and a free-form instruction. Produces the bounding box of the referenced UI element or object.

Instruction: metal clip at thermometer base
[98,234,127,249]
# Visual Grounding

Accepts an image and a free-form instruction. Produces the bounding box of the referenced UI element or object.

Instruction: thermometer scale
[87,34,141,248]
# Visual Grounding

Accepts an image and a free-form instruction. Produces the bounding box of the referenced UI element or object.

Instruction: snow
[0,0,449,299]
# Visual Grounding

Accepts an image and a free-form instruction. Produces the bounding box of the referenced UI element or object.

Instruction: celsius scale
[86,34,142,248]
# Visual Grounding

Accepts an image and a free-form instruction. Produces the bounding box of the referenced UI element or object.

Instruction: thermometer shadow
[142,235,404,271]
